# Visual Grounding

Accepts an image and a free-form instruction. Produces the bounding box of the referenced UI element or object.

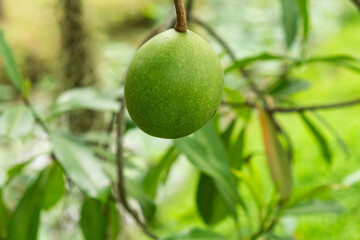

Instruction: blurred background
[0,0,360,239]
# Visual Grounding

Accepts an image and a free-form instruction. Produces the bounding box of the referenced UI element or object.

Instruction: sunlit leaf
[7,166,51,240]
[47,87,120,120]
[0,106,34,138]
[80,198,107,240]
[196,174,231,225]
[343,170,360,186]
[283,199,344,216]
[162,228,226,240]
[51,132,111,202]
[232,170,264,209]
[299,113,332,163]
[0,30,23,92]
[142,146,179,199]
[258,107,292,201]
[280,0,299,47]
[175,121,244,221]
[225,53,283,72]
[42,163,65,210]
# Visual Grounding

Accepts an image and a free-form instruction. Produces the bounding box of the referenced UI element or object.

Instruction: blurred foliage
[1,0,360,240]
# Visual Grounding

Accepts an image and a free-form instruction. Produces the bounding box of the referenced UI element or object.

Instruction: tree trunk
[59,0,102,133]
[0,0,4,21]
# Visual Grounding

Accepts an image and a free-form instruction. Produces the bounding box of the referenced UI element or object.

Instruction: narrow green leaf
[225,53,283,73]
[106,201,120,240]
[221,119,236,147]
[267,79,310,97]
[175,121,243,221]
[162,228,226,240]
[0,189,10,239]
[280,0,299,47]
[80,198,107,240]
[142,146,179,199]
[0,30,23,92]
[297,54,360,73]
[42,163,65,210]
[6,159,32,184]
[0,106,34,138]
[258,107,292,200]
[232,170,264,209]
[283,199,344,216]
[51,132,111,202]
[228,126,246,170]
[311,112,349,156]
[196,174,231,225]
[299,113,332,163]
[296,0,309,41]
[7,166,51,240]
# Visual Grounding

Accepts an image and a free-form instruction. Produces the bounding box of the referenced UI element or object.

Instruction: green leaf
[80,198,107,240]
[6,159,32,184]
[106,201,120,240]
[162,228,226,240]
[0,30,23,92]
[258,107,292,201]
[0,106,34,138]
[296,0,309,41]
[299,113,332,163]
[7,166,51,240]
[126,178,156,221]
[221,119,236,147]
[0,189,10,239]
[175,121,243,221]
[267,79,310,97]
[283,199,344,216]
[47,87,120,120]
[196,174,231,225]
[0,84,16,101]
[297,54,360,73]
[311,112,349,156]
[228,126,246,170]
[51,132,111,202]
[225,53,283,73]
[280,0,299,47]
[42,163,65,210]
[232,170,264,209]
[142,146,179,199]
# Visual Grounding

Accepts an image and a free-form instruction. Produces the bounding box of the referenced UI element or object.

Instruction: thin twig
[269,98,360,113]
[191,17,261,94]
[223,98,360,113]
[115,98,158,239]
[23,98,50,135]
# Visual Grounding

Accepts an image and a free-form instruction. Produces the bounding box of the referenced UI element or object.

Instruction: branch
[223,98,360,113]
[191,17,261,94]
[115,98,158,240]
[351,0,360,11]
[23,98,50,135]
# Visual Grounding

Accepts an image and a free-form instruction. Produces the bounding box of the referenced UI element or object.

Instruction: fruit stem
[174,0,187,32]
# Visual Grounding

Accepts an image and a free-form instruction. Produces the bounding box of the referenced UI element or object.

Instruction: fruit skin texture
[125,29,224,139]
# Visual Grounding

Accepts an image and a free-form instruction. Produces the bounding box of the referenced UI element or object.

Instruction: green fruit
[125,29,224,139]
